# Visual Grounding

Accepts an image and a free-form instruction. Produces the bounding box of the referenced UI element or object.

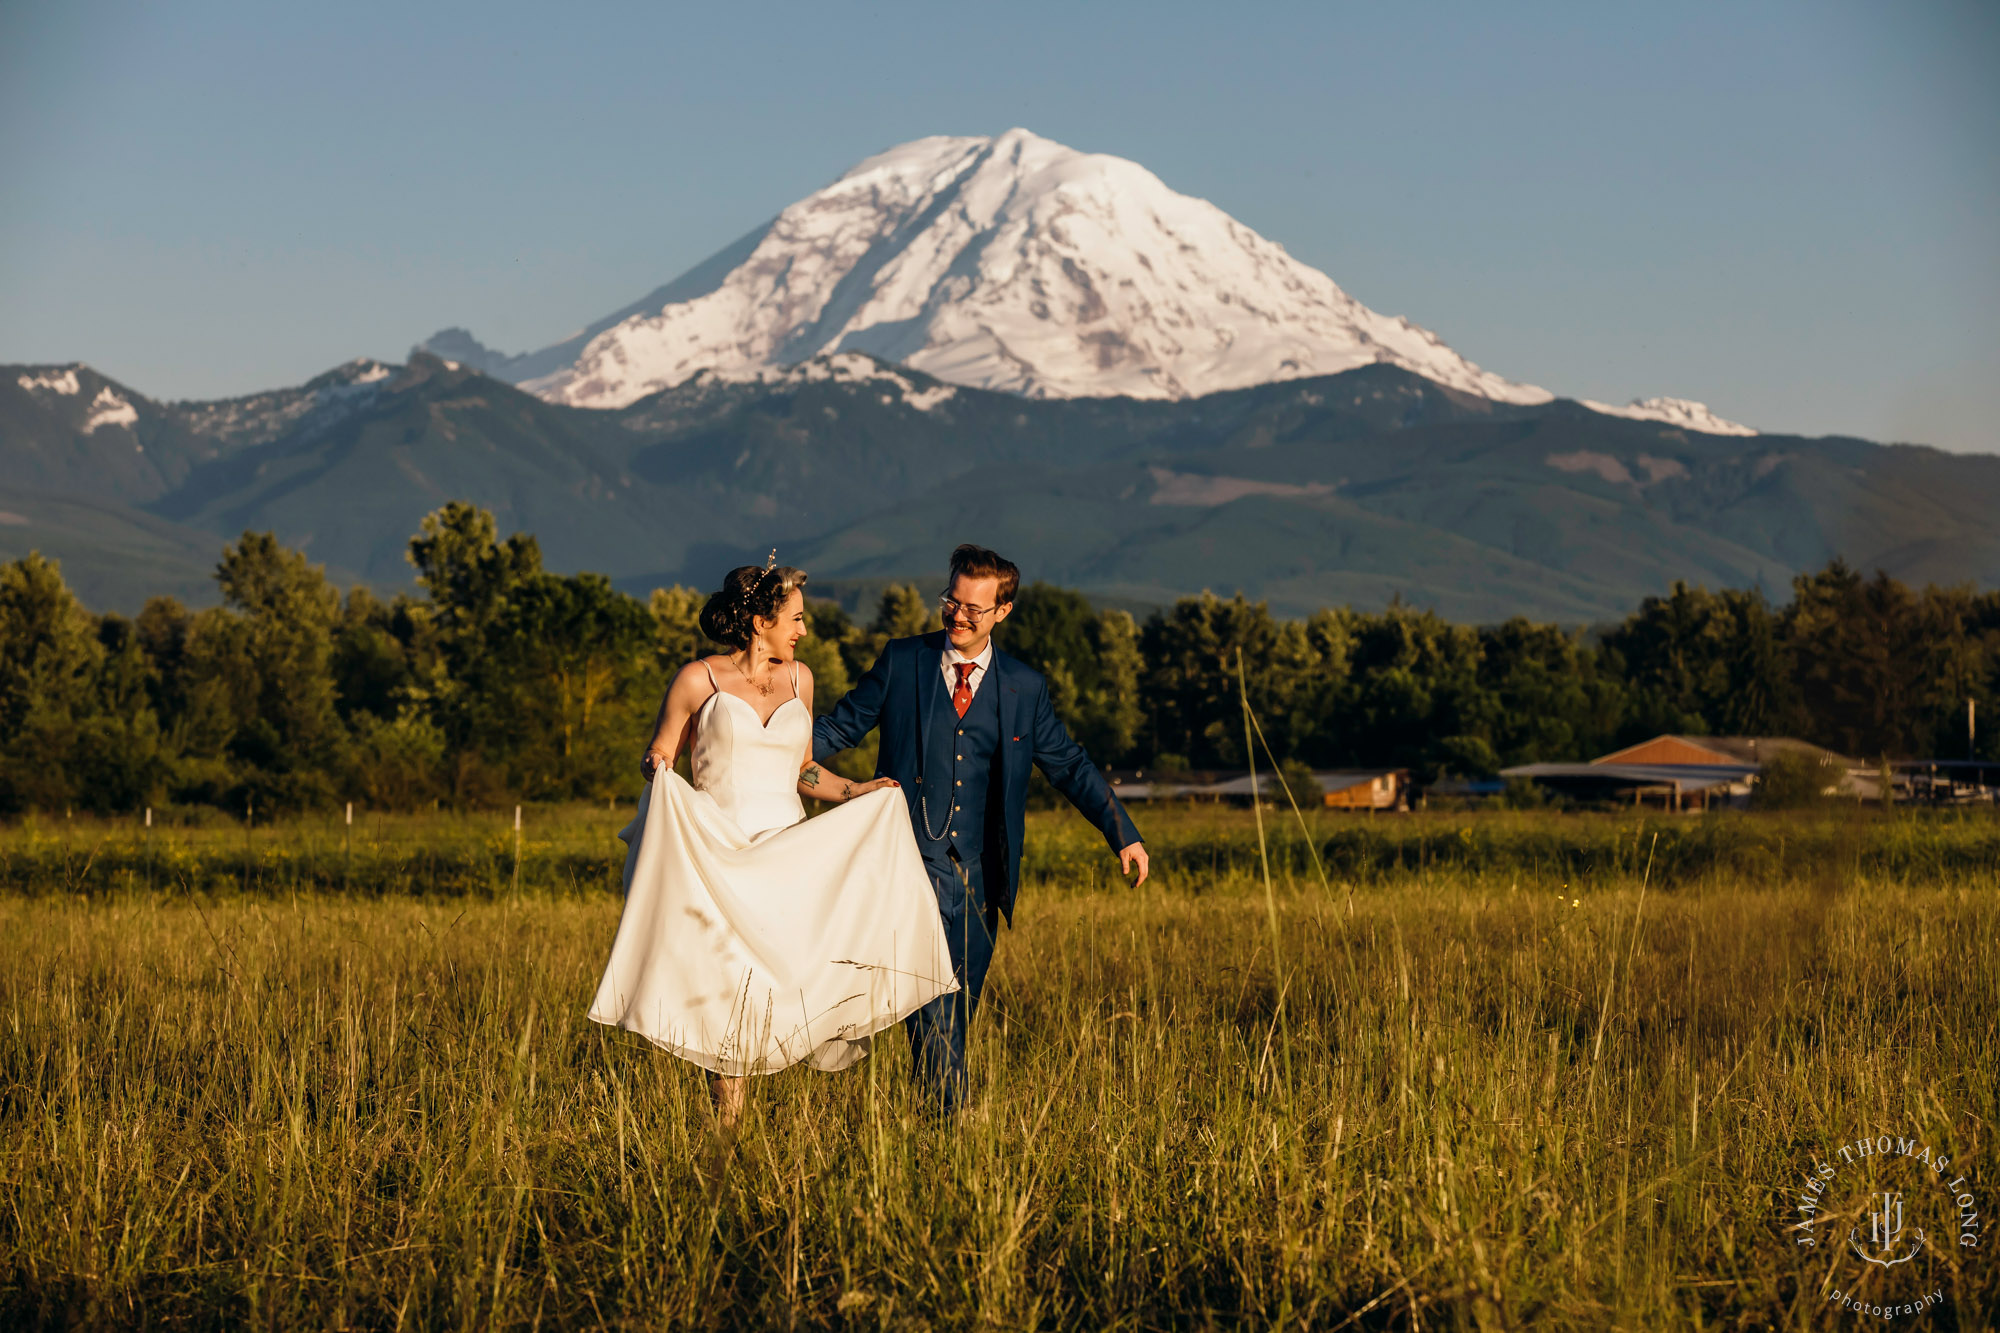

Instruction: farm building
[1500,735,1856,810]
[1317,770,1410,811]
[1592,735,1847,769]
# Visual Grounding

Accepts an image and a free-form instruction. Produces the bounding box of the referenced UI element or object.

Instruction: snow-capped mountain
[423,128,1757,433]
[431,130,1552,410]
[4,362,178,502]
[1580,396,1755,437]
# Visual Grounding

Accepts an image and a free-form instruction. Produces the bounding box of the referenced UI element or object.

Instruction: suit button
[954,805,961,812]
[955,780,962,786]
[956,754,963,760]
[957,729,963,736]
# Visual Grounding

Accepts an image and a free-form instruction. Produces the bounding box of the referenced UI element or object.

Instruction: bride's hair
[699,564,809,649]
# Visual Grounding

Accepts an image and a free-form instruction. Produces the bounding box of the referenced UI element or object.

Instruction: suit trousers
[906,851,999,1113]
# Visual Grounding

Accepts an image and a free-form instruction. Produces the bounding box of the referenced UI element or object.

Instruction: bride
[587,561,956,1128]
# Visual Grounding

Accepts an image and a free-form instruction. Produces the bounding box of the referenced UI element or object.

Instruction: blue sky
[2,0,1994,449]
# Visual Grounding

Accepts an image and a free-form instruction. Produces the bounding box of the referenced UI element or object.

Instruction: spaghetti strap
[700,659,720,693]
[790,661,801,701]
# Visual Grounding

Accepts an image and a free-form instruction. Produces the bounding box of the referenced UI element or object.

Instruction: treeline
[3,502,1997,815]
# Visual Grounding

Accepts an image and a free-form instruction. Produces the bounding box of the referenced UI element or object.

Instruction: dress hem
[586,981,957,1078]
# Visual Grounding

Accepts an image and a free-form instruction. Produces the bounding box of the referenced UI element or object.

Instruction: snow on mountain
[173,357,401,450]
[83,386,139,433]
[518,129,1556,410]
[741,351,958,410]
[15,363,144,435]
[17,367,83,396]
[1580,396,1756,437]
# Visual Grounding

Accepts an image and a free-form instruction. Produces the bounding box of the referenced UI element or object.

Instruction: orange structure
[1592,735,1847,769]
[1321,770,1408,811]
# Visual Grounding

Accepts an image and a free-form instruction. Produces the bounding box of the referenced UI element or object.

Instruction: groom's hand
[1119,842,1149,887]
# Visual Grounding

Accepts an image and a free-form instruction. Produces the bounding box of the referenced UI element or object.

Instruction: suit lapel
[916,630,947,773]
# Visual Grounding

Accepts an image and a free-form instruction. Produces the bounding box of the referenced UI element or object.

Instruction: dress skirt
[588,771,956,1075]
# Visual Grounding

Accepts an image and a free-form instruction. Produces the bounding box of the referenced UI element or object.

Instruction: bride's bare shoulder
[669,658,724,698]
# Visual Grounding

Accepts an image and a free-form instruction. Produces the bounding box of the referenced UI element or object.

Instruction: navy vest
[921,666,1001,894]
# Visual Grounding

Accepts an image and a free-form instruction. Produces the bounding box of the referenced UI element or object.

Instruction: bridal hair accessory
[751,551,784,601]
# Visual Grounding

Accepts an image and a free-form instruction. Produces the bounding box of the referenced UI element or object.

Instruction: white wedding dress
[588,664,955,1075]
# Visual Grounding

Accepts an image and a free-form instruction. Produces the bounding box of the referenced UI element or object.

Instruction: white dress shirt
[941,640,994,701]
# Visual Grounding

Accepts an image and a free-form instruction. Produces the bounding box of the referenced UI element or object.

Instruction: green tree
[1002,584,1143,762]
[1479,619,1623,765]
[1285,609,1357,766]
[406,502,544,645]
[1139,593,1293,768]
[67,613,172,812]
[1957,589,2000,760]
[213,531,345,808]
[1003,583,1097,680]
[1601,582,1726,739]
[793,607,854,716]
[481,573,658,798]
[134,597,195,719]
[798,600,874,778]
[0,552,99,731]
[866,583,938,657]
[0,553,104,812]
[1902,583,1999,760]
[404,504,543,757]
[330,586,412,723]
[1075,609,1146,764]
[1783,563,1927,759]
[1707,589,1801,735]
[1338,602,1494,777]
[345,711,447,810]
[648,585,711,671]
[1603,582,1801,744]
[796,599,877,691]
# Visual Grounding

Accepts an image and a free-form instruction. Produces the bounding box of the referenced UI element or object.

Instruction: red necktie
[953,662,976,718]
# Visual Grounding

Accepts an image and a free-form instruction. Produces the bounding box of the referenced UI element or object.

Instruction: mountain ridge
[5,352,1993,622]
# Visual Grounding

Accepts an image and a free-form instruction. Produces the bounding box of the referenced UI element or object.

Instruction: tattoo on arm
[801,764,822,789]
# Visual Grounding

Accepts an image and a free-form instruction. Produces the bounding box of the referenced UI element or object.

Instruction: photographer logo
[1788,1132,1983,1321]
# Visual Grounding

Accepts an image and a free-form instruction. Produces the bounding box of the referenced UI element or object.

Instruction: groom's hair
[948,544,1019,605]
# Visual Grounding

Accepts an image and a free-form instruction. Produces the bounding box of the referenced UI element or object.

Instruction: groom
[813,544,1147,1112]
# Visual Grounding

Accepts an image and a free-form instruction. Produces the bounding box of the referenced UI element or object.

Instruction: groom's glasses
[939,594,999,625]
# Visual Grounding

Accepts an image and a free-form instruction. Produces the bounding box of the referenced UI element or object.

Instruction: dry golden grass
[1,807,1995,1328]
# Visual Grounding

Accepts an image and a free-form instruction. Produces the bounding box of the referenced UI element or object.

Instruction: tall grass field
[1,804,1995,1328]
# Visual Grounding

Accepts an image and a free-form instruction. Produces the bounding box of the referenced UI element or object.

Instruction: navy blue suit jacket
[812,631,1142,922]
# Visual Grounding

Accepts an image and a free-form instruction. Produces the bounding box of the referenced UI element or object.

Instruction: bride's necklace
[729,650,776,697]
